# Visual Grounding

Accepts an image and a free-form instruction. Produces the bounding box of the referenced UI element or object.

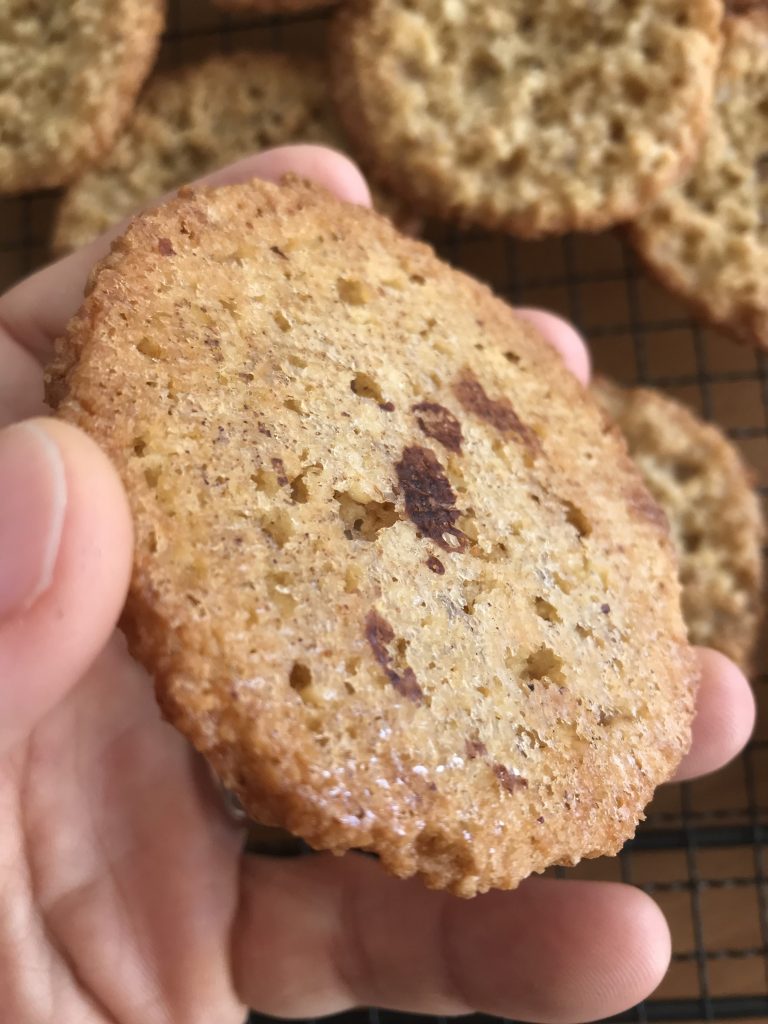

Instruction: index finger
[0,145,372,364]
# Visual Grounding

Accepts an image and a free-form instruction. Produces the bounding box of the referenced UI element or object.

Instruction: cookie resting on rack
[594,378,764,673]
[632,12,768,350]
[54,51,414,254]
[330,0,722,235]
[0,0,163,193]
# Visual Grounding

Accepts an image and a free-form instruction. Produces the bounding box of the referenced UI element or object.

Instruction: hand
[0,147,755,1024]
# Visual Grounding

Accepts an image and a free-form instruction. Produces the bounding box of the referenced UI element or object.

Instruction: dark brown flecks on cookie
[395,445,469,551]
[454,371,541,452]
[412,401,464,453]
[365,610,425,703]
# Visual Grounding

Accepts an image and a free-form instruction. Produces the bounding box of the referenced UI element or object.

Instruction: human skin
[0,145,755,1024]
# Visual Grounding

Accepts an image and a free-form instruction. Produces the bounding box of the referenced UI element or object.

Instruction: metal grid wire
[2,3,766,1022]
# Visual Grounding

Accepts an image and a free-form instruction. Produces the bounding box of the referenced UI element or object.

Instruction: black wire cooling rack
[2,3,765,1022]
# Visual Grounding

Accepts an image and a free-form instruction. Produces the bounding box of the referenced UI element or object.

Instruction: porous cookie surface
[594,379,764,671]
[48,179,697,896]
[330,0,722,235]
[0,0,163,193]
[54,51,410,253]
[633,13,768,349]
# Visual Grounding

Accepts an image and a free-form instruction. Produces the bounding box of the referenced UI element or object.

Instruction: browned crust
[0,0,164,193]
[329,0,722,236]
[47,178,698,896]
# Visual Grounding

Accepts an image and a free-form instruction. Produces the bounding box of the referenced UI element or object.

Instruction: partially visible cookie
[594,378,764,671]
[632,13,768,350]
[0,0,163,194]
[53,51,413,253]
[48,178,697,896]
[330,0,722,235]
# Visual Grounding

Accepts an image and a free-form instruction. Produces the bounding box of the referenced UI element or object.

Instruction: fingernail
[0,422,67,620]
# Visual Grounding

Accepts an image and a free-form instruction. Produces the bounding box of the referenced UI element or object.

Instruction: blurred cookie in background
[594,377,764,672]
[0,0,163,194]
[53,50,417,253]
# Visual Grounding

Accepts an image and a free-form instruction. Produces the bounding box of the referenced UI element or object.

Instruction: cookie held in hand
[47,178,697,896]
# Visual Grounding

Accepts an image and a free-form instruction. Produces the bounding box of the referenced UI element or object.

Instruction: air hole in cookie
[337,277,373,305]
[284,397,303,414]
[290,468,317,504]
[523,646,566,685]
[147,529,158,554]
[624,75,649,105]
[137,336,163,359]
[335,490,399,541]
[457,512,479,543]
[289,661,312,696]
[683,530,703,553]
[267,572,297,613]
[609,119,626,143]
[673,461,702,483]
[287,353,307,369]
[518,14,534,33]
[468,49,503,86]
[273,310,292,332]
[345,563,363,593]
[350,372,386,404]
[504,351,521,364]
[501,149,528,175]
[561,499,592,538]
[261,510,293,548]
[251,468,280,497]
[144,467,160,489]
[132,437,147,457]
[534,597,562,624]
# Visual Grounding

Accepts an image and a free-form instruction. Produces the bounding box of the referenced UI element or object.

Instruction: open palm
[0,148,756,1024]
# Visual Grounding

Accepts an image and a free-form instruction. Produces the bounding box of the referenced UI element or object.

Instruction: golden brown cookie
[593,378,764,672]
[632,13,768,349]
[0,0,164,194]
[47,178,697,896]
[330,0,722,236]
[53,51,413,253]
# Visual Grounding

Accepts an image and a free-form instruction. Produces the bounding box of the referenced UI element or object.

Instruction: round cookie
[632,13,768,350]
[329,0,722,236]
[53,51,413,253]
[0,0,163,194]
[593,378,764,672]
[47,178,697,896]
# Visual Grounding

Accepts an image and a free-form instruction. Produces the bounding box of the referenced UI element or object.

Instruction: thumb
[0,418,132,753]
